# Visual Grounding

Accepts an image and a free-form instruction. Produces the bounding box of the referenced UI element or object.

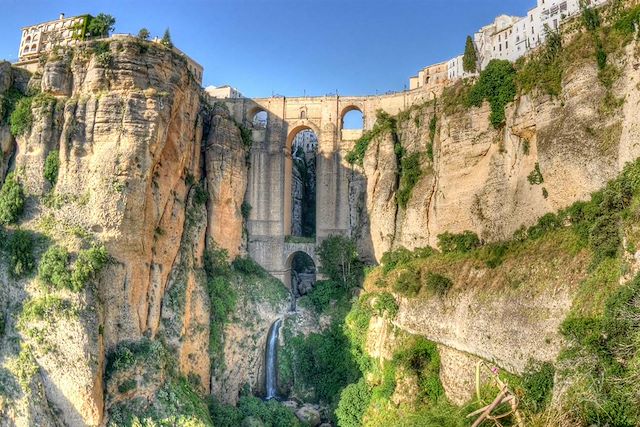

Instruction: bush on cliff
[44,150,60,186]
[38,244,108,292]
[7,229,35,278]
[335,378,371,427]
[0,173,25,225]
[437,230,481,253]
[466,59,516,128]
[9,97,32,137]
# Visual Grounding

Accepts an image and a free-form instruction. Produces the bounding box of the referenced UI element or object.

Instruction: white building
[409,0,609,87]
[206,85,243,99]
[18,14,89,67]
[293,130,317,154]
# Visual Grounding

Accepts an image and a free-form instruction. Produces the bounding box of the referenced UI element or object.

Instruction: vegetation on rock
[0,173,25,225]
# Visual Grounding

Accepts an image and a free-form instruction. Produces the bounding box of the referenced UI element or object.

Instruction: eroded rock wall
[355,43,640,260]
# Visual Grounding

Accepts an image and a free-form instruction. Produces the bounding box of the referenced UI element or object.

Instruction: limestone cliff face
[356,43,640,261]
[0,39,251,426]
[205,103,249,258]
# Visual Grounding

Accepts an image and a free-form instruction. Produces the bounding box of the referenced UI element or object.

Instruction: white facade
[293,130,318,154]
[206,85,243,99]
[18,14,88,62]
[409,0,609,87]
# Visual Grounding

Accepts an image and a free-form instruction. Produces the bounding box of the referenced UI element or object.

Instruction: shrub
[70,245,108,291]
[520,361,555,413]
[193,184,208,205]
[303,280,347,313]
[515,27,563,97]
[423,272,452,297]
[44,150,60,186]
[11,347,38,389]
[336,378,371,427]
[437,230,481,253]
[344,297,374,373]
[239,124,253,149]
[203,244,231,277]
[527,212,562,240]
[466,60,516,128]
[241,201,252,219]
[559,273,640,426]
[527,162,544,185]
[39,244,108,292]
[346,110,396,166]
[397,152,423,209]
[207,276,236,357]
[236,396,301,426]
[0,173,25,225]
[232,257,265,276]
[381,246,435,275]
[0,87,25,125]
[286,322,360,405]
[582,5,601,32]
[38,245,71,289]
[20,295,72,324]
[393,269,421,297]
[477,242,510,268]
[137,28,150,41]
[9,97,32,137]
[7,230,35,278]
[317,235,363,289]
[372,292,399,318]
[393,337,444,402]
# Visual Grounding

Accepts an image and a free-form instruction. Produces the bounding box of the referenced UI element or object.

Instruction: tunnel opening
[290,129,317,238]
[289,251,316,299]
[251,109,268,129]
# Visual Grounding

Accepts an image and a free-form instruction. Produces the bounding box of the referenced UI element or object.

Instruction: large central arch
[284,123,321,238]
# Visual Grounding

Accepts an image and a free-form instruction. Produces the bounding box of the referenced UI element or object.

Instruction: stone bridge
[219,88,433,286]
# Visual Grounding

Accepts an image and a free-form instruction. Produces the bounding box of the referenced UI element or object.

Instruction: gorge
[0,1,640,426]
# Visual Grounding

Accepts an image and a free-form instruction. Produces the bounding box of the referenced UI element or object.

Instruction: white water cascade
[264,318,283,400]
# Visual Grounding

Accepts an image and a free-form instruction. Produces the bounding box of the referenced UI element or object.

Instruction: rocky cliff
[354,43,640,262]
[0,37,257,426]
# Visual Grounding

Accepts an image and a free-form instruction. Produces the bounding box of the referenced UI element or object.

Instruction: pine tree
[463,35,478,73]
[161,28,173,48]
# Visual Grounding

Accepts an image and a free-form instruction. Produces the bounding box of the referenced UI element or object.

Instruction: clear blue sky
[0,0,533,98]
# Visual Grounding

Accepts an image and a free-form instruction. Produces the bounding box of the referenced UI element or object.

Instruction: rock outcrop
[355,43,640,261]
[0,39,252,426]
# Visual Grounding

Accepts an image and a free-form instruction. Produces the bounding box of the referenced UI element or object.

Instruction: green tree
[317,235,362,289]
[0,173,25,225]
[8,230,35,278]
[161,28,173,48]
[336,378,371,427]
[137,28,150,41]
[87,13,116,38]
[44,150,60,186]
[462,35,478,73]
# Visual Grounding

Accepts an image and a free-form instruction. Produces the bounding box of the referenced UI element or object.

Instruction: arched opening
[289,252,316,298]
[251,109,268,129]
[289,128,318,238]
[341,108,364,130]
[300,109,306,119]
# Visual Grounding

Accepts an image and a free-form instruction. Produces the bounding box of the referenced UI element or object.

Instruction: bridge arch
[284,124,319,238]
[284,250,317,294]
[249,107,268,130]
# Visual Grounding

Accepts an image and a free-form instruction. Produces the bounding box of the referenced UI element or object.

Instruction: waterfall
[264,318,283,400]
